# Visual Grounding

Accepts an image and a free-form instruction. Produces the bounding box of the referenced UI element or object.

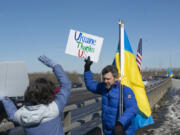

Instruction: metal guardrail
[63,78,172,135]
[147,78,171,108]
[146,78,169,93]
[63,97,101,135]
[0,78,171,135]
[71,87,86,92]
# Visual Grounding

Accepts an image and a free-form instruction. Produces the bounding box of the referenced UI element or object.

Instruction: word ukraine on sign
[65,29,104,62]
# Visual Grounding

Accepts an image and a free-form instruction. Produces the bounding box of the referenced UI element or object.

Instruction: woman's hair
[24,78,56,105]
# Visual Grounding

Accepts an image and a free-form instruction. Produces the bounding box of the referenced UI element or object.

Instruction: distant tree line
[29,68,180,86]
[28,71,101,87]
[142,68,180,79]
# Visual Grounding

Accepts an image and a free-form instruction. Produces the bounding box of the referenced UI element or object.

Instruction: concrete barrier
[147,78,172,109]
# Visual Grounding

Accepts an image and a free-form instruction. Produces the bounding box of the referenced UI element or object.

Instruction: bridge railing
[63,97,102,135]
[63,78,172,135]
[147,78,172,108]
[0,78,172,134]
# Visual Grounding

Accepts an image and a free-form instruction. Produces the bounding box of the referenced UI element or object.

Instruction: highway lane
[67,88,100,105]
[67,77,164,105]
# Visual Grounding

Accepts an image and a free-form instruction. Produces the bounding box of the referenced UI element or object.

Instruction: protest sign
[0,62,29,97]
[65,29,104,62]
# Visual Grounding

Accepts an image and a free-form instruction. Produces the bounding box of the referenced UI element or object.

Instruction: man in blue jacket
[1,55,71,135]
[84,57,138,135]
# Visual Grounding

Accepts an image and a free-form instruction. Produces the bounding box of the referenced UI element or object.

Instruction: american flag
[136,38,142,72]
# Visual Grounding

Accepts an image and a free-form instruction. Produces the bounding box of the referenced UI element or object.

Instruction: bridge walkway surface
[136,79,180,135]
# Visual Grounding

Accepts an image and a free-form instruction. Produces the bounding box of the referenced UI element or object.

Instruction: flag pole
[119,20,124,78]
[118,20,124,116]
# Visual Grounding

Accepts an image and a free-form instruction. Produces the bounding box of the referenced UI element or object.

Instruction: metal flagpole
[118,20,124,116]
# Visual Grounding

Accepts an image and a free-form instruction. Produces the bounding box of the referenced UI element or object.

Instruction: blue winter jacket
[2,65,71,135]
[84,71,138,135]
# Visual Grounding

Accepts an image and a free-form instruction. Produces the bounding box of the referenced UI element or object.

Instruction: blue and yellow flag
[113,26,153,130]
[166,69,174,78]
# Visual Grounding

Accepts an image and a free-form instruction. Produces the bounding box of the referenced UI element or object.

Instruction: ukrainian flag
[113,25,153,130]
[169,72,174,78]
[166,69,174,78]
